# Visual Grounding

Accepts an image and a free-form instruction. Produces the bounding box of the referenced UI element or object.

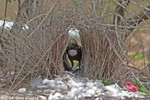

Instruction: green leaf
[102,78,110,86]
[133,80,142,87]
[119,85,126,90]
[133,80,150,94]
[138,87,146,92]
[131,53,145,60]
[138,87,150,94]
[138,53,145,59]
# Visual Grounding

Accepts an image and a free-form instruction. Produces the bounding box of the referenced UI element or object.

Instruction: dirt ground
[128,29,150,68]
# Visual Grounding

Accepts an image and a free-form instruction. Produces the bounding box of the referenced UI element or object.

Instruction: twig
[17,0,21,12]
[127,5,150,31]
[27,0,58,38]
[9,57,28,89]
[12,33,65,90]
[113,0,130,24]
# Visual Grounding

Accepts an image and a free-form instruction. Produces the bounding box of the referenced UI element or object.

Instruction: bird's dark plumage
[63,39,82,71]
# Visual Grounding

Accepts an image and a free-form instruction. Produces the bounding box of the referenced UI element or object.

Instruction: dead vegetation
[0,0,150,90]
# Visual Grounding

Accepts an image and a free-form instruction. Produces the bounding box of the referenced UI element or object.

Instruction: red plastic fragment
[125,81,138,92]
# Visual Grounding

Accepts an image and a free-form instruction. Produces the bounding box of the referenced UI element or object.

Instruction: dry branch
[113,0,150,31]
[3,0,71,88]
[126,5,150,31]
[113,0,130,25]
[10,0,36,35]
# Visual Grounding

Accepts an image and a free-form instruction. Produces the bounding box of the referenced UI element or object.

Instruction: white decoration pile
[18,71,145,100]
[0,20,29,30]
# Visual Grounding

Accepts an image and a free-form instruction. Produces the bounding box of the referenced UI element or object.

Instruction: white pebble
[68,82,78,88]
[82,92,92,97]
[86,82,94,88]
[43,79,55,85]
[18,88,26,94]
[134,93,144,98]
[96,89,102,95]
[60,83,68,91]
[55,85,62,92]
[69,87,78,94]
[48,94,53,100]
[135,94,139,98]
[101,92,106,96]
[77,94,83,99]
[55,80,63,85]
[66,93,76,100]
[36,90,43,94]
[92,86,98,91]
[112,94,118,97]
[82,87,89,93]
[105,85,118,95]
[52,92,64,99]
[95,98,101,100]
[55,83,68,92]
[37,85,49,89]
[86,89,95,95]
[67,80,82,88]
[118,91,135,98]
[42,78,50,84]
[78,87,83,91]
[78,82,83,87]
[38,95,47,100]
[47,82,56,89]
